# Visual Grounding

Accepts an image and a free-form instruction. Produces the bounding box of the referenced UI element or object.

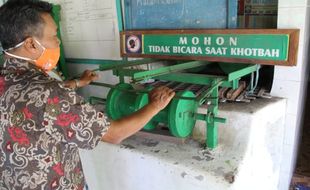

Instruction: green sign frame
[121,29,299,66]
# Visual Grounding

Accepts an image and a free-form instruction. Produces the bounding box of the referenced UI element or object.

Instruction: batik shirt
[0,58,110,190]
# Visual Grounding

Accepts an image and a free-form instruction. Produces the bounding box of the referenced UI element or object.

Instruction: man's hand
[79,70,99,87]
[64,70,99,89]
[102,86,175,144]
[148,86,175,112]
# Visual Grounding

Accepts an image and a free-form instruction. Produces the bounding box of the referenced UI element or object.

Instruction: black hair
[0,0,52,50]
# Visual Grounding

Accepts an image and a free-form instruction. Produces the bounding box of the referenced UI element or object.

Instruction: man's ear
[23,37,39,53]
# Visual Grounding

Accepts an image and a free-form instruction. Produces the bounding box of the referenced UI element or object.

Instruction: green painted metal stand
[90,60,260,149]
[50,3,261,149]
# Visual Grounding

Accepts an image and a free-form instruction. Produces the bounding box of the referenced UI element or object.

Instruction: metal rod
[89,96,106,105]
[68,58,157,80]
[154,73,230,87]
[197,79,224,104]
[171,83,186,91]
[195,85,210,97]
[90,82,199,101]
[227,64,260,81]
[115,0,124,32]
[67,68,101,80]
[165,81,176,88]
[214,117,226,123]
[185,84,196,91]
[65,58,123,65]
[132,61,210,81]
[65,58,156,67]
[195,113,207,121]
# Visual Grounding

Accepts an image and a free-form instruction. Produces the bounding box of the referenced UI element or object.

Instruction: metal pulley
[106,83,199,138]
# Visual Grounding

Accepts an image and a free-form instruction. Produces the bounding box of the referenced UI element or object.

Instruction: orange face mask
[4,38,60,72]
[33,39,60,71]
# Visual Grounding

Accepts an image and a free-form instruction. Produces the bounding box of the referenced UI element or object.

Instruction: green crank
[106,83,199,138]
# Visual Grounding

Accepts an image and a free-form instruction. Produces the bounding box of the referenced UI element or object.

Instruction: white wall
[271,0,310,189]
[47,0,121,60]
[45,0,123,98]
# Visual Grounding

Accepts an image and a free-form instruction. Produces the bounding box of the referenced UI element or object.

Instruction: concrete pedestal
[80,98,286,190]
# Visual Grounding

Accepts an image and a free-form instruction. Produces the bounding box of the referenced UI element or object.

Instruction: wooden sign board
[120,29,299,66]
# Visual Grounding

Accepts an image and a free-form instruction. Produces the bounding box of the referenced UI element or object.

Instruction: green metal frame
[114,61,211,82]
[91,60,260,148]
[52,5,69,79]
[116,0,124,32]
[50,1,261,149]
[89,0,261,147]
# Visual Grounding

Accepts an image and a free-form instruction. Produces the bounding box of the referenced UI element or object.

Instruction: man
[0,0,175,189]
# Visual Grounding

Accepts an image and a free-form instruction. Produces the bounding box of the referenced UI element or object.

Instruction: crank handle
[195,113,226,124]
[213,117,226,124]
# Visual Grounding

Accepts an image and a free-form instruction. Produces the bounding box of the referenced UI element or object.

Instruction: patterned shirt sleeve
[43,81,110,150]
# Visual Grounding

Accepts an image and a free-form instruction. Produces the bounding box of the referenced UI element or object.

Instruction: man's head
[0,0,60,69]
[0,0,55,49]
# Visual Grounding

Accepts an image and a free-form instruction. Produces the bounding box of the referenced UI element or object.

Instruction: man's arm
[102,86,175,144]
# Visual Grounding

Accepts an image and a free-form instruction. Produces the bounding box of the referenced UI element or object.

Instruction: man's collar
[2,57,41,75]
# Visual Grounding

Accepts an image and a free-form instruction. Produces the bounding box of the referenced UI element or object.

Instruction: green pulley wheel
[135,91,158,131]
[168,91,198,138]
[106,83,136,120]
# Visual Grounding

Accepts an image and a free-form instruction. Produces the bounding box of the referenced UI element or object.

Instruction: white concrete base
[80,98,286,190]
